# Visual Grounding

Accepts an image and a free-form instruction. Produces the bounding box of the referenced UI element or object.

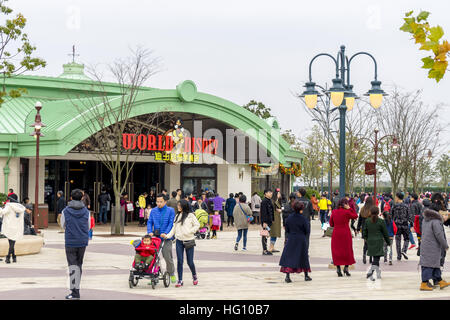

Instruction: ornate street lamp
[301,45,386,198]
[29,101,45,233]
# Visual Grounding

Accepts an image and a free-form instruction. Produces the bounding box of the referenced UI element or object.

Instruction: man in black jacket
[391,192,412,261]
[98,189,111,225]
[260,189,274,255]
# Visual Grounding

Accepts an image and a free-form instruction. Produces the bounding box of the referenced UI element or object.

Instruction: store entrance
[45,159,165,222]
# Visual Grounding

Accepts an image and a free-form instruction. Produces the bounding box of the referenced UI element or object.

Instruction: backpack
[383,200,391,212]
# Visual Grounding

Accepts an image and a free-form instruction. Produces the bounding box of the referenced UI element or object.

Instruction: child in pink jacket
[210,212,222,239]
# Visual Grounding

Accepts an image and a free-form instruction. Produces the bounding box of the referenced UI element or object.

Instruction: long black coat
[279,213,310,269]
[260,197,274,227]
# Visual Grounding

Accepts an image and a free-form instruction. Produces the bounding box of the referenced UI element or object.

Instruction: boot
[304,272,312,281]
[375,266,381,279]
[285,273,292,283]
[439,280,449,290]
[366,266,375,281]
[336,266,343,277]
[343,265,351,277]
[5,254,10,264]
[12,255,16,263]
[420,281,434,291]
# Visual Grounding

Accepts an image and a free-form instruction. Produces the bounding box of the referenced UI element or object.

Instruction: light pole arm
[308,53,339,82]
[375,134,397,149]
[347,52,378,86]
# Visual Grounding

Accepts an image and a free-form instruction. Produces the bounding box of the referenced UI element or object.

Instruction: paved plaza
[1,220,450,300]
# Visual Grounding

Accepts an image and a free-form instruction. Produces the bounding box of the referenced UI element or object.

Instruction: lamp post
[355,129,399,202]
[30,102,45,233]
[318,160,324,195]
[301,45,386,198]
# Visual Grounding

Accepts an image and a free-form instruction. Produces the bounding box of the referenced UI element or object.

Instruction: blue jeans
[99,205,108,224]
[175,239,196,281]
[408,223,416,245]
[88,229,93,240]
[236,229,248,248]
[421,266,442,283]
[270,237,277,245]
[319,210,328,225]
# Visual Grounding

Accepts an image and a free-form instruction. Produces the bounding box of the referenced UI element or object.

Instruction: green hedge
[0,193,6,204]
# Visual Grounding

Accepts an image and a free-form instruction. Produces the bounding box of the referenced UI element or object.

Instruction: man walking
[98,189,111,225]
[147,193,176,283]
[60,189,90,300]
[260,189,274,256]
[391,192,412,261]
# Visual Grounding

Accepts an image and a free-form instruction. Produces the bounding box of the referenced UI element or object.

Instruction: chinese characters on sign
[154,152,200,163]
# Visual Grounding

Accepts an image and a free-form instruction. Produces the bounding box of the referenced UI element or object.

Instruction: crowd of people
[2,182,450,299]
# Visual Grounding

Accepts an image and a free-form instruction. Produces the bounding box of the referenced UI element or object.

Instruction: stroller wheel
[129,272,138,288]
[201,234,206,239]
[163,272,170,288]
[151,280,156,290]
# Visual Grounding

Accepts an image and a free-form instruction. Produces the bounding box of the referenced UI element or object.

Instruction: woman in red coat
[330,198,358,277]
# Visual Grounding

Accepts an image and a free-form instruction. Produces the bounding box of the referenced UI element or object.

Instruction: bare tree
[375,88,443,195]
[67,47,174,235]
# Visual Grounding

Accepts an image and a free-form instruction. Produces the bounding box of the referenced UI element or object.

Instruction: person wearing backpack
[391,192,412,261]
[233,195,253,251]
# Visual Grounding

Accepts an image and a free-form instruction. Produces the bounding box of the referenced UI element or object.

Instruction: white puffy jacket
[0,202,26,241]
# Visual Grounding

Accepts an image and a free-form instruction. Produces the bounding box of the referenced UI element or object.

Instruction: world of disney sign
[122,133,219,163]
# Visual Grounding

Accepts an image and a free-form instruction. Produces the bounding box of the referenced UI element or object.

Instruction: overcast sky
[11,0,450,145]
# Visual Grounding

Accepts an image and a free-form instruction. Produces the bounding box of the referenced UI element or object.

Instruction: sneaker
[401,252,409,260]
[408,244,416,250]
[234,243,238,251]
[65,290,80,300]
[170,275,177,283]
[241,248,247,251]
[262,250,273,256]
[175,280,183,288]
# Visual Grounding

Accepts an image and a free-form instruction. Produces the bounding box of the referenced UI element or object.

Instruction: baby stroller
[128,237,171,290]
[195,209,209,239]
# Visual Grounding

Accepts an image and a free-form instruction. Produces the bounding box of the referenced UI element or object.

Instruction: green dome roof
[58,62,91,81]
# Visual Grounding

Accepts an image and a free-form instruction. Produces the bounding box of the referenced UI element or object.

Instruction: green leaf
[421,56,435,69]
[417,11,430,22]
[420,41,439,51]
[400,22,413,33]
[429,25,444,42]
[405,10,414,17]
[428,68,445,82]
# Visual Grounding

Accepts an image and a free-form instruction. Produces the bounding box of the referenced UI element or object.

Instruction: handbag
[183,239,196,249]
[139,208,144,218]
[126,202,134,212]
[325,227,334,237]
[260,228,270,237]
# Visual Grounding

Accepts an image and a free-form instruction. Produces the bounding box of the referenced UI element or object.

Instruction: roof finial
[68,45,79,63]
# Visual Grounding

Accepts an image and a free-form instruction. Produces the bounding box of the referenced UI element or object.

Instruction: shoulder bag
[239,203,253,223]
[183,239,196,249]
